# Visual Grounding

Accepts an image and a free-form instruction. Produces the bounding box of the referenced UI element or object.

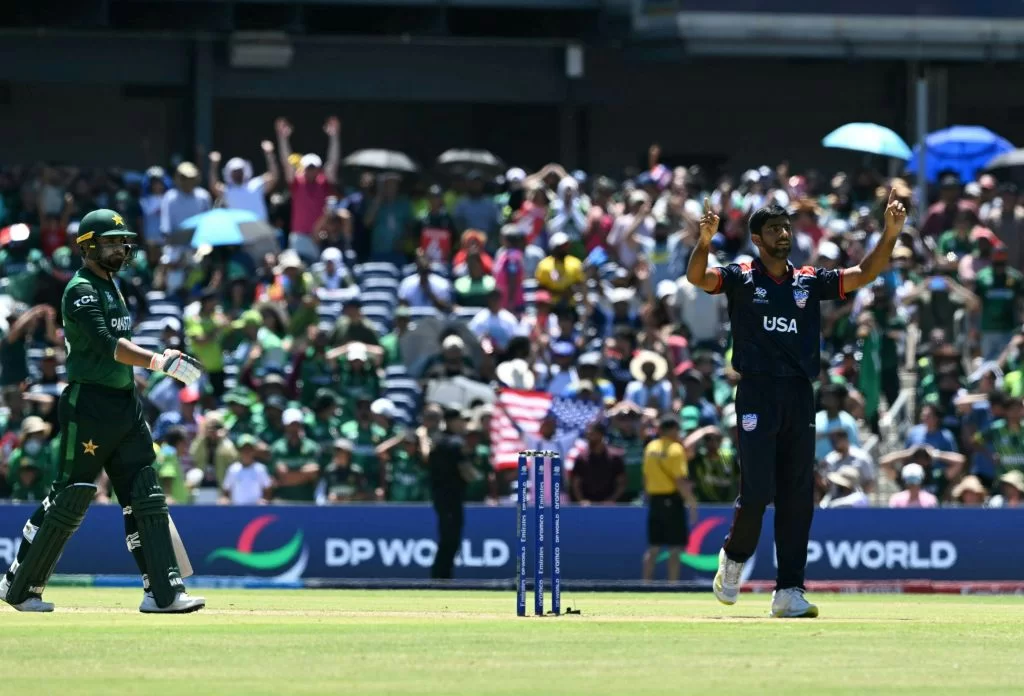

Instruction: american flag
[491,389,603,471]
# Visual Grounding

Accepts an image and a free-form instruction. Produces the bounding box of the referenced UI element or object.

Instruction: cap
[371,398,396,418]
[901,463,926,485]
[442,335,466,351]
[578,352,601,367]
[301,154,323,170]
[282,408,304,426]
[548,232,570,248]
[817,240,841,261]
[505,167,527,183]
[176,161,200,179]
[236,434,260,450]
[321,247,343,264]
[76,209,136,244]
[347,342,369,362]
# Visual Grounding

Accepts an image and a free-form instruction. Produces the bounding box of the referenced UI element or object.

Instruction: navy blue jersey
[711,259,846,380]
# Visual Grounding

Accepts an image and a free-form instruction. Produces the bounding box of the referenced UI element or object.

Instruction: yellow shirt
[643,437,688,495]
[535,255,585,303]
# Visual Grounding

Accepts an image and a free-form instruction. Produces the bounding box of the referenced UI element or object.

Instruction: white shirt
[821,489,870,508]
[468,309,521,350]
[223,178,268,220]
[397,274,453,308]
[675,276,726,344]
[608,214,654,269]
[822,446,876,485]
[222,461,273,505]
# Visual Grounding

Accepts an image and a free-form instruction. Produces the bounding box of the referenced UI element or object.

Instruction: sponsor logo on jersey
[741,414,758,431]
[110,316,132,332]
[793,289,809,309]
[763,316,798,333]
[753,287,769,304]
[73,295,96,308]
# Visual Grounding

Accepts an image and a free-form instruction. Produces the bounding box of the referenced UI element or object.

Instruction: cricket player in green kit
[0,209,206,613]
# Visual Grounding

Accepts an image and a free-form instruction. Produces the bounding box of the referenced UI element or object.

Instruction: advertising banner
[0,504,1019,582]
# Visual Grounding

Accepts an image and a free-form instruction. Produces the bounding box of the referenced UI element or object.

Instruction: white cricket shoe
[712,548,744,606]
[770,588,819,618]
[139,591,206,614]
[0,575,54,612]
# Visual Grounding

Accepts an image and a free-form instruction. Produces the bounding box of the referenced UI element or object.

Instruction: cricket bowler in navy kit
[0,209,206,613]
[687,190,906,617]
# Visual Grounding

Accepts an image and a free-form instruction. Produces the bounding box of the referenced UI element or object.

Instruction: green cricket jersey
[269,436,322,502]
[62,267,134,389]
[339,420,389,488]
[386,448,429,502]
[975,266,1024,332]
[977,419,1024,477]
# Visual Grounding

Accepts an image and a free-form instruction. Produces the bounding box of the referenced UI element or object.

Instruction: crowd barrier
[0,504,1019,586]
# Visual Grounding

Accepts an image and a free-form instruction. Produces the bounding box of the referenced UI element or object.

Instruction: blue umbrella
[822,122,913,160]
[179,209,262,247]
[904,125,1015,184]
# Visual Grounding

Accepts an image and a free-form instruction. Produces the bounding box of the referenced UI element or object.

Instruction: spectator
[453,171,499,243]
[958,226,996,286]
[461,415,498,504]
[973,396,1024,482]
[189,412,239,490]
[562,352,616,403]
[452,229,493,277]
[6,416,55,502]
[988,470,1024,508]
[258,394,288,446]
[379,305,411,366]
[293,325,337,404]
[820,465,869,508]
[975,245,1023,359]
[906,404,959,453]
[535,232,585,305]
[548,176,588,246]
[269,408,322,502]
[330,297,381,347]
[679,369,720,433]
[951,474,988,507]
[814,383,861,462]
[398,250,453,311]
[364,172,412,261]
[683,424,738,503]
[221,388,264,438]
[469,288,521,352]
[572,421,626,505]
[339,395,389,496]
[888,463,939,508]
[318,438,370,503]
[879,445,966,502]
[920,173,964,238]
[453,252,496,307]
[1,304,58,390]
[417,184,456,263]
[608,193,654,271]
[157,426,191,504]
[139,166,168,247]
[820,426,876,493]
[314,247,354,291]
[220,435,273,505]
[207,140,279,220]
[185,289,229,398]
[985,181,1024,270]
[422,335,478,382]
[625,350,672,414]
[276,116,341,263]
[378,430,429,502]
[160,161,212,238]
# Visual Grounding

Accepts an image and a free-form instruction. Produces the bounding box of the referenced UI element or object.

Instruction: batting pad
[130,466,184,607]
[6,483,96,604]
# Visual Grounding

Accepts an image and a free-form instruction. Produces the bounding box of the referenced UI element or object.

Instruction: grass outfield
[1,589,1021,695]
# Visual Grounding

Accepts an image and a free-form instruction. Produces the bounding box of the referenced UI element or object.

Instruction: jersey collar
[754,258,793,285]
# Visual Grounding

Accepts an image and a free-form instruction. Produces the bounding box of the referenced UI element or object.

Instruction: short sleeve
[816,268,846,301]
[222,463,238,490]
[708,264,744,296]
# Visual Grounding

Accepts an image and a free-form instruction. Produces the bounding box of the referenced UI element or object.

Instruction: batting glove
[150,350,203,386]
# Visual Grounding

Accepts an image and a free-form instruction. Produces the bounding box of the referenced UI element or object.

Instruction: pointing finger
[703,196,711,214]
[888,187,898,204]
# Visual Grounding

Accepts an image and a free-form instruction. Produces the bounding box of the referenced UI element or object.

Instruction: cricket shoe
[712,549,744,606]
[139,591,206,614]
[0,575,54,612]
[769,588,819,618]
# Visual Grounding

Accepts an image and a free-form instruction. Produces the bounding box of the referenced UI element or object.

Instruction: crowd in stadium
[1,118,1023,511]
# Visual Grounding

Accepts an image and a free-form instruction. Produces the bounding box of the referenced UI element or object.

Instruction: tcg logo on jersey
[753,287,769,304]
[763,316,798,333]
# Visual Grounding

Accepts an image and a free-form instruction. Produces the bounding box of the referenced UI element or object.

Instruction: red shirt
[289,172,333,235]
[40,222,66,257]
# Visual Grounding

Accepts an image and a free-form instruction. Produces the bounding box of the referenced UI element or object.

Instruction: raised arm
[839,188,907,293]
[323,116,341,185]
[275,118,295,185]
[685,197,722,292]
[260,139,280,190]
[208,150,225,199]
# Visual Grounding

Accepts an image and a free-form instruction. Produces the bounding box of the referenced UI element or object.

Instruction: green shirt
[339,420,389,488]
[453,275,496,307]
[607,428,646,499]
[462,444,493,502]
[7,445,56,497]
[976,266,1024,332]
[185,314,227,372]
[977,419,1024,478]
[269,436,322,502]
[62,268,134,389]
[386,448,430,502]
[157,445,190,504]
[299,349,336,403]
[937,230,974,258]
[689,443,738,503]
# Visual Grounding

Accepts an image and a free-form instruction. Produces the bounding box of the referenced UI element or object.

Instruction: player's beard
[96,244,133,273]
[764,240,791,260]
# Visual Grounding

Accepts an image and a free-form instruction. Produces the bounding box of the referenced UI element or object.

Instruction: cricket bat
[169,515,194,578]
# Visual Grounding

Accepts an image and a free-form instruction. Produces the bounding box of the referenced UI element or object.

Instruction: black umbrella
[985,148,1024,172]
[436,149,505,178]
[343,149,419,174]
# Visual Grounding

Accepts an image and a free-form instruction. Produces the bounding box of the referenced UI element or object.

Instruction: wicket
[516,450,561,616]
